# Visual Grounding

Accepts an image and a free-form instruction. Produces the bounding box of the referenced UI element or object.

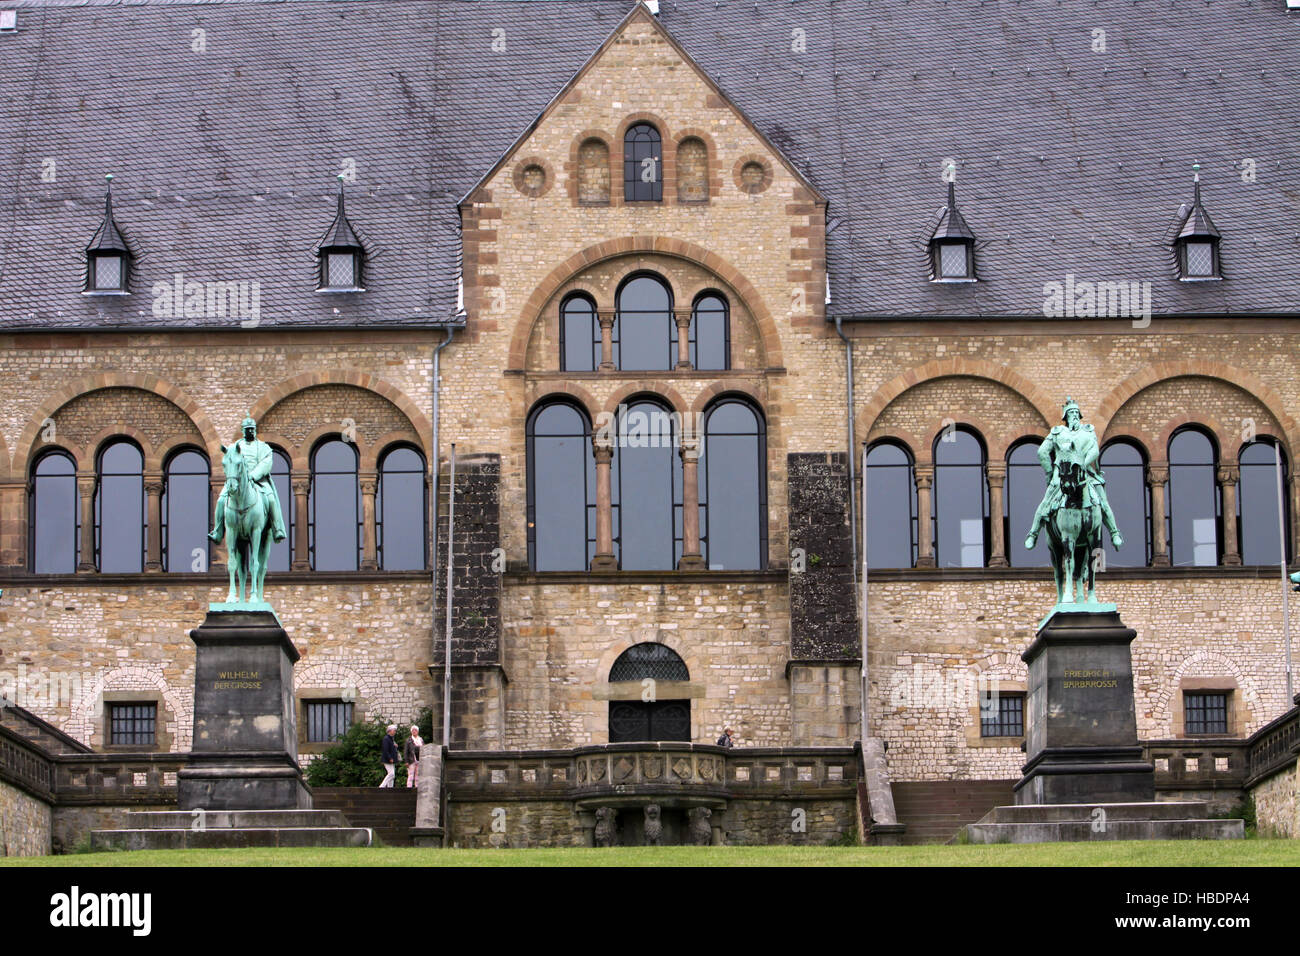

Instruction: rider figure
[209,416,288,544]
[1024,398,1123,552]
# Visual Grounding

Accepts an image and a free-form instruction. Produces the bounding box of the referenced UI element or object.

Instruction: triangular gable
[459,1,826,207]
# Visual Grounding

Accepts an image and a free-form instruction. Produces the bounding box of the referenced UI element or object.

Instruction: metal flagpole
[442,443,457,749]
[1276,447,1293,701]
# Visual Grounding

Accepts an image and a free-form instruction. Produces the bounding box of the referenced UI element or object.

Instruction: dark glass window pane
[702,400,764,570]
[306,700,354,743]
[310,439,359,571]
[326,252,356,287]
[32,451,78,573]
[1100,442,1149,567]
[691,294,729,371]
[163,450,209,573]
[614,401,677,570]
[939,242,968,278]
[1168,430,1218,567]
[980,693,1024,737]
[92,255,122,290]
[934,429,986,568]
[96,440,144,573]
[615,275,672,371]
[109,703,156,746]
[378,446,426,571]
[623,122,662,202]
[1184,241,1214,277]
[864,442,915,569]
[1007,442,1049,568]
[529,403,594,571]
[1184,693,1228,735]
[608,700,690,743]
[268,449,292,572]
[560,296,598,372]
[609,642,689,682]
[1239,440,1287,566]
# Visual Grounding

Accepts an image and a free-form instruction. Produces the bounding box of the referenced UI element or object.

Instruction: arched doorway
[607,643,691,742]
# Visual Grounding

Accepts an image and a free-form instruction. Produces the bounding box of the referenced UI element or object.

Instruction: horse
[1044,460,1103,605]
[218,443,273,604]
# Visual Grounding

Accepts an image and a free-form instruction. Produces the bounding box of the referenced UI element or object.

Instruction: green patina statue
[1024,398,1123,609]
[209,417,287,606]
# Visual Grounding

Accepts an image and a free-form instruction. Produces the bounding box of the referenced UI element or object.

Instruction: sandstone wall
[0,778,52,857]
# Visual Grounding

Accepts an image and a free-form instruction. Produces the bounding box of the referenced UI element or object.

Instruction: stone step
[90,826,374,851]
[122,809,353,830]
[983,801,1211,825]
[965,818,1244,844]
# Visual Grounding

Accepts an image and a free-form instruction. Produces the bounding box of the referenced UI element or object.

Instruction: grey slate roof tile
[1,0,1297,330]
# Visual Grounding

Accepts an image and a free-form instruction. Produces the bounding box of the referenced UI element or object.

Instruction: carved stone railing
[444,744,857,805]
[1143,738,1249,793]
[51,752,186,805]
[0,723,55,801]
[1245,704,1300,787]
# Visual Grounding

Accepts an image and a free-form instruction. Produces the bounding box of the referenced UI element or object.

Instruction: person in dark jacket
[379,724,399,787]
[716,727,735,748]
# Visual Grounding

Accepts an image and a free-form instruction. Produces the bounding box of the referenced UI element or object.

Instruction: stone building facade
[1,0,1298,845]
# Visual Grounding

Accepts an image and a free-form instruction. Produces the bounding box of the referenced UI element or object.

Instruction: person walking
[715,727,735,748]
[404,724,423,788]
[379,724,399,787]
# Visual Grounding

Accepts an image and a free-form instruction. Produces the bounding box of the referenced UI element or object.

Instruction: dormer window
[84,174,131,294]
[317,180,365,291]
[1174,165,1221,281]
[929,182,976,281]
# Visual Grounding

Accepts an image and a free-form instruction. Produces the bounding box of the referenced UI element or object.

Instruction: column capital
[985,464,1007,487]
[592,438,614,464]
[673,309,692,327]
[1147,465,1169,485]
[77,475,96,496]
[914,466,934,488]
[360,479,378,497]
[144,479,165,497]
[1217,465,1240,484]
[597,310,616,330]
[292,478,311,496]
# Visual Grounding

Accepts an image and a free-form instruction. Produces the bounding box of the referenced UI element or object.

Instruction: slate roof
[1,0,1298,330]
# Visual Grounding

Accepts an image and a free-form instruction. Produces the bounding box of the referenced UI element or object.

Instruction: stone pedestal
[1014,608,1155,806]
[177,607,311,811]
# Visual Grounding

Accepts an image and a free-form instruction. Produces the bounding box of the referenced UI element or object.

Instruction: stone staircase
[0,703,92,754]
[89,809,374,850]
[312,788,418,847]
[962,801,1245,843]
[891,780,1015,844]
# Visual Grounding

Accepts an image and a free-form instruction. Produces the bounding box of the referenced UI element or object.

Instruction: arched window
[623,122,662,202]
[933,427,988,568]
[527,401,596,571]
[1167,428,1220,566]
[268,447,292,572]
[162,448,209,573]
[577,137,611,204]
[1238,438,1290,565]
[1006,440,1049,568]
[864,441,916,569]
[612,399,680,570]
[690,292,730,371]
[559,293,599,372]
[1100,440,1150,567]
[309,438,360,571]
[95,439,144,572]
[608,643,690,743]
[377,445,427,571]
[30,449,78,573]
[700,398,766,570]
[676,136,709,202]
[614,273,674,371]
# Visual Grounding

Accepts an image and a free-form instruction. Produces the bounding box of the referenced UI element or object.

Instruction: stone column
[208,475,225,573]
[360,476,378,571]
[77,475,96,572]
[674,310,692,370]
[915,466,935,567]
[986,463,1008,568]
[597,311,615,372]
[1218,465,1241,566]
[291,478,311,570]
[591,438,617,570]
[678,436,705,569]
[144,474,164,571]
[1148,465,1170,566]
[1290,475,1300,566]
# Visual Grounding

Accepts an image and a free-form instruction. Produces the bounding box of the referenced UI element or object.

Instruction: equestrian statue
[1023,398,1123,607]
[209,416,287,604]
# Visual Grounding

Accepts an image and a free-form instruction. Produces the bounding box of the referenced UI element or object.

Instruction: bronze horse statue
[218,442,273,604]
[1045,460,1103,606]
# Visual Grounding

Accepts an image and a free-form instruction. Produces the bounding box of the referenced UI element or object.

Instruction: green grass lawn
[4,840,1297,867]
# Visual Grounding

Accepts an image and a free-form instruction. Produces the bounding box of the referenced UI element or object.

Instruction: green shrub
[304,707,433,788]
